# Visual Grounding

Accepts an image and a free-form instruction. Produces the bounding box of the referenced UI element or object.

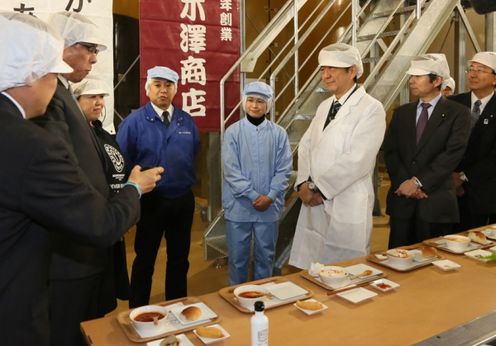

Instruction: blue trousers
[226,220,278,285]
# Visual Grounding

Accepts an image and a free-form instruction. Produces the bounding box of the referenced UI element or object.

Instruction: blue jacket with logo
[116,102,200,198]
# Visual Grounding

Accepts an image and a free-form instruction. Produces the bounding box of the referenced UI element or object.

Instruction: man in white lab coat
[289,43,386,269]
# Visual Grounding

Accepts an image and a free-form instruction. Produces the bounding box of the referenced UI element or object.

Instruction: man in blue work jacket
[117,66,200,307]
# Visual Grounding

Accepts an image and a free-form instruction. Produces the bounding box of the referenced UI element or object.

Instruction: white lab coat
[289,86,386,269]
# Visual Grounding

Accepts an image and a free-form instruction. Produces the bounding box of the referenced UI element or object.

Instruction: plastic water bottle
[251,301,269,346]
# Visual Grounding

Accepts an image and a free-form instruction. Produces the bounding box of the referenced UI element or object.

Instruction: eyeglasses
[77,42,100,55]
[465,66,495,75]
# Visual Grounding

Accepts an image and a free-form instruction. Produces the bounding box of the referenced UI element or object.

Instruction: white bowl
[319,266,349,286]
[129,305,168,334]
[444,235,470,252]
[233,285,268,309]
[386,249,414,266]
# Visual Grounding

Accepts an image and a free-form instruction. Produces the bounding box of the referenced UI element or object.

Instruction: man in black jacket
[384,54,471,248]
[450,52,496,230]
[0,13,162,346]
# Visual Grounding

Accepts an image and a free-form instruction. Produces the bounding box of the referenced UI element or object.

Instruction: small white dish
[464,249,493,262]
[147,334,193,346]
[345,263,383,278]
[369,278,400,292]
[170,303,217,326]
[293,299,328,315]
[482,228,496,240]
[432,259,461,271]
[265,281,308,301]
[193,324,230,344]
[336,287,377,304]
[374,253,388,260]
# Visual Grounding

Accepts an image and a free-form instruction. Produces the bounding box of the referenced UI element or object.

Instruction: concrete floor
[110,175,391,316]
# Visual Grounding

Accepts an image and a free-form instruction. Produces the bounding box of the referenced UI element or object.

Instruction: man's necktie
[416,103,431,144]
[471,99,482,129]
[162,111,170,128]
[324,101,341,129]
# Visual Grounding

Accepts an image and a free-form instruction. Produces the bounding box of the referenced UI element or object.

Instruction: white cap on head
[406,53,450,80]
[49,11,106,51]
[469,51,496,72]
[0,12,72,91]
[441,77,456,91]
[72,78,110,98]
[318,43,364,78]
[147,66,179,83]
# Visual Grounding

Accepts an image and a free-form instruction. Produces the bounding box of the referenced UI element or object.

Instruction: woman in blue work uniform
[222,81,292,285]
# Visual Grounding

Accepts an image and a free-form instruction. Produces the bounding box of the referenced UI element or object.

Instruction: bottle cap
[254,300,265,312]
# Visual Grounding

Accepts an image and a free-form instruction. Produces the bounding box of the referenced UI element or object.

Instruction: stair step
[358,30,400,42]
[371,4,423,19]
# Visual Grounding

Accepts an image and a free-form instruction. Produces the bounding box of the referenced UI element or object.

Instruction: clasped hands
[395,177,428,199]
[298,182,324,207]
[252,195,273,211]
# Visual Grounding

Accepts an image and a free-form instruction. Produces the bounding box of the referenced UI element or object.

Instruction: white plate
[293,299,328,315]
[345,263,383,278]
[432,259,461,271]
[434,239,481,254]
[265,281,308,301]
[336,287,377,304]
[482,228,496,240]
[147,334,193,346]
[464,249,493,262]
[170,303,217,326]
[193,324,230,344]
[369,278,400,292]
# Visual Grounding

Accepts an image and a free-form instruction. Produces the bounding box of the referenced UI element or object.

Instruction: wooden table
[81,251,496,345]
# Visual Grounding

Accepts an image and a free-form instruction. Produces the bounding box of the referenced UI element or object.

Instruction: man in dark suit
[31,12,127,346]
[0,13,162,346]
[450,52,496,231]
[384,54,471,248]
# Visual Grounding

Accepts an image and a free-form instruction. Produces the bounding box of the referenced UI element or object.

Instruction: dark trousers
[457,194,495,231]
[129,190,195,308]
[388,214,453,249]
[49,274,106,346]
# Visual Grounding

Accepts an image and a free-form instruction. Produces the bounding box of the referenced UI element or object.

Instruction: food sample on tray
[181,306,202,321]
[295,300,323,311]
[468,230,487,244]
[159,335,179,346]
[420,246,438,258]
[195,326,225,339]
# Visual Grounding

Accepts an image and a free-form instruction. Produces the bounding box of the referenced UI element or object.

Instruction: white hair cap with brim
[0,12,72,92]
[147,66,179,83]
[318,43,364,78]
[469,51,496,72]
[406,53,450,80]
[49,11,107,51]
[72,78,110,98]
[441,77,456,91]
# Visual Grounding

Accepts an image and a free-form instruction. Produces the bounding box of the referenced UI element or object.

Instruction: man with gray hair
[117,66,200,307]
[32,11,132,346]
[384,54,470,248]
[0,13,162,345]
[289,43,386,269]
[450,51,496,230]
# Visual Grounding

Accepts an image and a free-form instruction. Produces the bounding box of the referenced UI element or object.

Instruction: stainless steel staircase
[204,0,481,267]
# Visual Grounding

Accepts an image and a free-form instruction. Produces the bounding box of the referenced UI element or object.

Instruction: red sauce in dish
[134,312,165,322]
[377,283,391,289]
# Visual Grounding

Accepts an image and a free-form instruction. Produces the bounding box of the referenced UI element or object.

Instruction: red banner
[140,0,240,132]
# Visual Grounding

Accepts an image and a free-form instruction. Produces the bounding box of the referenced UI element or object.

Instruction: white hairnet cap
[147,66,179,83]
[0,12,72,91]
[406,53,450,80]
[470,51,496,72]
[49,11,106,51]
[441,77,456,91]
[72,78,110,98]
[243,81,274,99]
[318,43,364,78]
